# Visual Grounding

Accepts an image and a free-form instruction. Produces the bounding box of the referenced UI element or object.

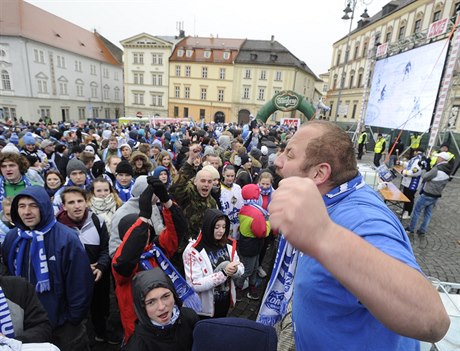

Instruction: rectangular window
[184,86,190,99]
[353,45,360,59]
[40,108,50,118]
[362,42,368,58]
[385,31,392,43]
[93,108,99,118]
[260,70,267,80]
[398,26,406,40]
[114,88,120,100]
[201,88,207,100]
[57,55,66,68]
[158,74,162,86]
[104,108,110,118]
[133,93,144,105]
[34,49,39,62]
[91,64,97,75]
[158,54,163,65]
[114,72,119,81]
[38,80,48,93]
[200,109,205,119]
[34,49,45,63]
[275,71,282,81]
[351,103,357,119]
[414,19,422,33]
[133,53,144,64]
[77,85,84,97]
[78,107,85,119]
[174,106,179,117]
[218,89,224,102]
[91,86,98,98]
[185,66,191,77]
[258,88,265,100]
[103,87,109,100]
[152,74,157,86]
[39,51,44,63]
[202,67,208,78]
[219,68,225,80]
[152,95,157,106]
[175,86,180,98]
[158,96,163,106]
[176,65,181,76]
[184,107,189,117]
[59,82,68,95]
[103,68,109,78]
[357,73,363,88]
[151,54,157,64]
[133,73,144,85]
[432,11,441,23]
[75,60,82,72]
[243,87,250,99]
[244,69,251,79]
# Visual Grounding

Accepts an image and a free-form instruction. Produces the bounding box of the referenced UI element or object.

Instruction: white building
[121,33,182,118]
[0,0,124,123]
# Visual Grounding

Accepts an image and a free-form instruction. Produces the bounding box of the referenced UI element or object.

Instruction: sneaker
[106,333,122,345]
[402,211,411,220]
[247,286,260,300]
[236,287,243,302]
[405,227,413,234]
[94,335,105,343]
[257,266,267,278]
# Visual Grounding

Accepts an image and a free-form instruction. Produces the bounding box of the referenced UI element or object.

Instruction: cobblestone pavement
[95,152,460,349]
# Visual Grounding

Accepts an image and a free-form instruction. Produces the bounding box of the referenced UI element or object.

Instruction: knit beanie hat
[9,133,19,145]
[102,130,112,140]
[129,130,138,140]
[152,139,162,150]
[261,145,268,156]
[66,158,87,175]
[241,183,261,201]
[115,160,134,176]
[240,153,250,165]
[23,132,36,146]
[250,147,262,161]
[1,143,20,154]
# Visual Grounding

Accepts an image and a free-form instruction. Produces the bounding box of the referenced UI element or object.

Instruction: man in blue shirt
[269,121,450,351]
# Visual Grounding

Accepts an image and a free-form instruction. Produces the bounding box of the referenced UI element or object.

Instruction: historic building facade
[0,0,124,123]
[328,0,460,133]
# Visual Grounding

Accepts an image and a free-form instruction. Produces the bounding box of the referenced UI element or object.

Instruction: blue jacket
[2,186,94,329]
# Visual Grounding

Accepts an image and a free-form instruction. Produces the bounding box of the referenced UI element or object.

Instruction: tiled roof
[236,39,319,80]
[0,0,122,65]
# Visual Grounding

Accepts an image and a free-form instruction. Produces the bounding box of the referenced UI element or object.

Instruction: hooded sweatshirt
[2,186,94,328]
[125,269,199,351]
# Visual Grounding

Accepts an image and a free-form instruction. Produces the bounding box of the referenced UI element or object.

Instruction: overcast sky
[27,0,388,76]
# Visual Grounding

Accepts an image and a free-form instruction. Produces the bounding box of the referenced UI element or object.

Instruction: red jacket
[112,204,184,342]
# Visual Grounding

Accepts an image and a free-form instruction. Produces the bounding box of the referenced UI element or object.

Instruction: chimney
[271,35,275,43]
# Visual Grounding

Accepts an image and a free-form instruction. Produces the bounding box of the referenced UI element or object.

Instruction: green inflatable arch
[256,90,316,123]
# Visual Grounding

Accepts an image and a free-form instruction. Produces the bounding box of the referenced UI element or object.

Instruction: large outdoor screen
[365,39,448,133]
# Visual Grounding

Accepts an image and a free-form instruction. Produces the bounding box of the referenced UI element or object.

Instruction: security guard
[409,133,422,158]
[357,129,368,160]
[373,133,386,167]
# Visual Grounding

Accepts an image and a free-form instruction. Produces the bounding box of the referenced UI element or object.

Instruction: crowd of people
[0,118,452,351]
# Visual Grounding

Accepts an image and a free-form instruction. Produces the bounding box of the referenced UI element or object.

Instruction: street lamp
[334,1,371,122]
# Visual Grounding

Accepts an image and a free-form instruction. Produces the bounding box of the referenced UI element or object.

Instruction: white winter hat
[1,143,20,154]
[261,145,268,156]
[436,152,450,161]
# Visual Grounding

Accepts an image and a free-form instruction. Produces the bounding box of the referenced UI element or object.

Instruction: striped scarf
[0,286,15,338]
[0,175,33,211]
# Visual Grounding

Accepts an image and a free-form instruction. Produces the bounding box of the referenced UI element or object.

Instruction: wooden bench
[379,182,410,217]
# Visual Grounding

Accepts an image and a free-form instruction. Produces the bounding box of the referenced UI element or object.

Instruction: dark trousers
[52,320,90,351]
[91,270,110,336]
[357,143,365,160]
[374,152,383,167]
[402,187,416,214]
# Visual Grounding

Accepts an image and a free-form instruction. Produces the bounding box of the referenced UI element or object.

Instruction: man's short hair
[0,152,29,175]
[78,151,95,166]
[301,121,358,188]
[61,186,87,204]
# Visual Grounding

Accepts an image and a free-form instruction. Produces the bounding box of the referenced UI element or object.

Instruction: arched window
[1,70,11,90]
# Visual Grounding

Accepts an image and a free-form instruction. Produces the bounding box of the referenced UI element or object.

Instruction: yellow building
[328,0,460,133]
[232,37,319,124]
[168,37,244,123]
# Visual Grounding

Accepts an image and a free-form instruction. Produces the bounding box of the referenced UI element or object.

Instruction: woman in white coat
[183,209,244,318]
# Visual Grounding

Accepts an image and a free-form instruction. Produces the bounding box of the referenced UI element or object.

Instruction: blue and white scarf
[244,198,269,218]
[102,148,121,162]
[257,174,365,326]
[0,175,33,212]
[0,287,15,338]
[8,219,56,293]
[140,245,202,313]
[259,185,274,207]
[115,179,134,202]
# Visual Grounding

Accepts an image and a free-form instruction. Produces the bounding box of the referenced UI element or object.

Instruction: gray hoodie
[109,176,165,256]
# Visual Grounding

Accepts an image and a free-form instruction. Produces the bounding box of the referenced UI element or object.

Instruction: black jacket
[125,269,199,351]
[0,275,52,343]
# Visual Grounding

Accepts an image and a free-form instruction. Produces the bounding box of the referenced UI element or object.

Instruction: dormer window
[177,49,184,57]
[186,49,193,57]
[223,52,230,60]
[250,53,258,61]
[204,50,211,58]
[270,54,278,62]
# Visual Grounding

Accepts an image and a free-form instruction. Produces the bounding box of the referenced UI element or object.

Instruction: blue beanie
[23,132,36,145]
[138,129,145,136]
[9,133,19,145]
